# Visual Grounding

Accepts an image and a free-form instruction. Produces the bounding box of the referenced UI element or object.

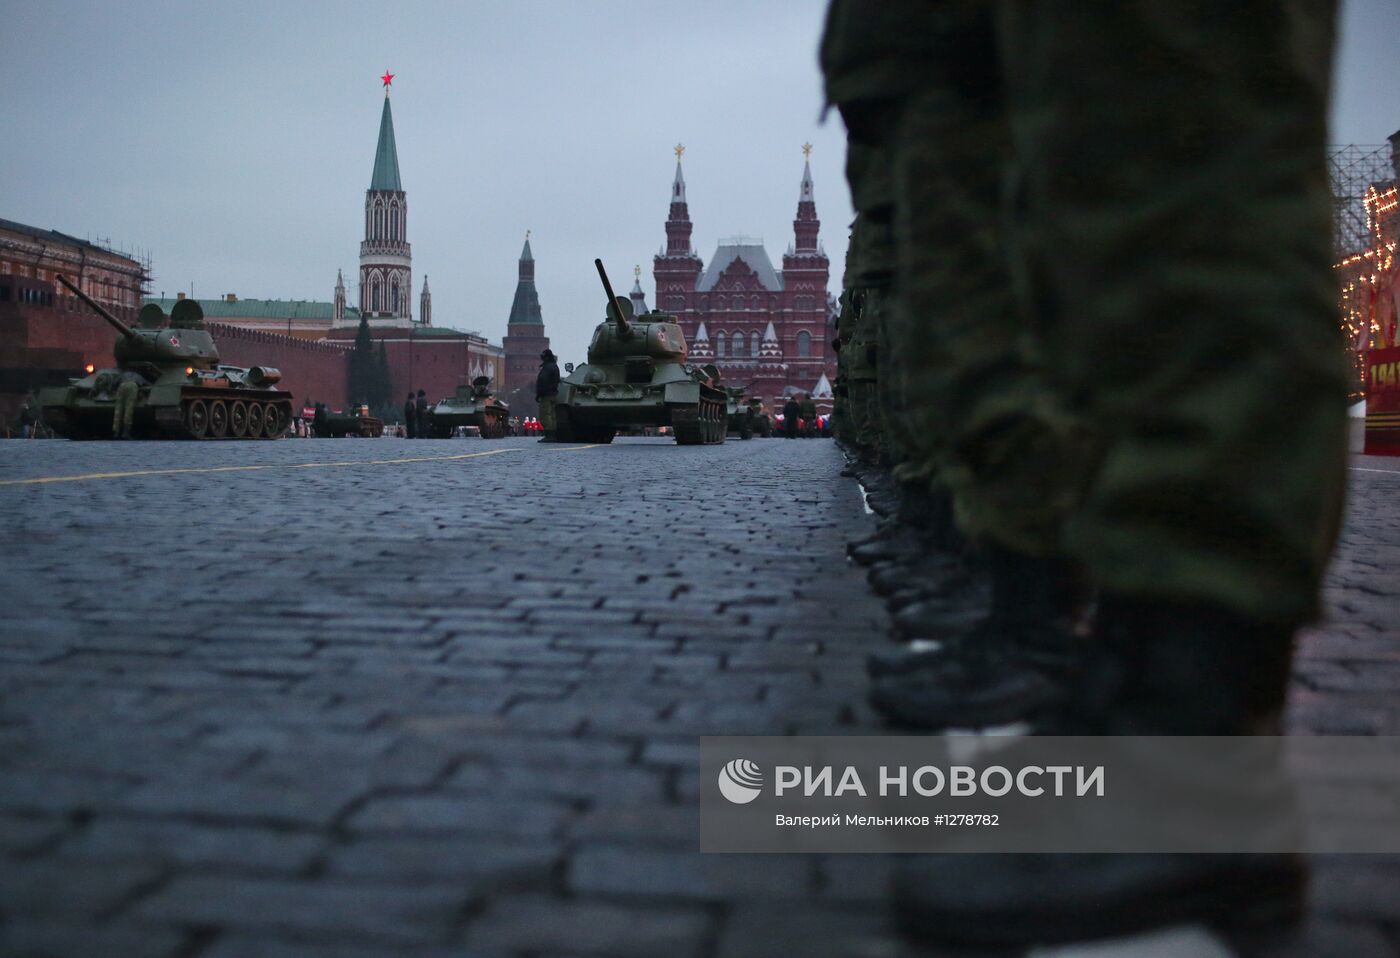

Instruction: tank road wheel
[246,402,265,438]
[185,399,209,439]
[262,403,284,438]
[209,400,229,438]
[229,401,249,438]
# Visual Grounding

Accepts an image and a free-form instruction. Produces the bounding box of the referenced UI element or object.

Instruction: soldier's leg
[112,386,129,439]
[537,398,556,438]
[845,210,890,466]
[123,384,137,438]
[1004,0,1347,639]
[892,34,1079,562]
[894,1,1344,945]
[868,1,1093,727]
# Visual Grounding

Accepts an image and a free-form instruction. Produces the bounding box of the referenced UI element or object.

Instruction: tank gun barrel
[56,273,138,340]
[594,258,631,339]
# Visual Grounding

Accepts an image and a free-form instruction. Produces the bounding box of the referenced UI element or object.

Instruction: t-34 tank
[426,377,510,438]
[553,260,726,444]
[316,406,384,438]
[721,384,756,439]
[37,274,293,439]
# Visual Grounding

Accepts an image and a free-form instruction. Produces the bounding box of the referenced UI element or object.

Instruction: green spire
[370,94,402,191]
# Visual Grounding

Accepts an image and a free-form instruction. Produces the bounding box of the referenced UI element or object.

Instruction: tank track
[673,395,727,445]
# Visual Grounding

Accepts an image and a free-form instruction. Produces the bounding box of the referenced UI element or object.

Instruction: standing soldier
[414,390,428,438]
[823,0,1349,947]
[799,392,819,438]
[403,392,416,439]
[112,373,140,440]
[843,168,894,467]
[536,349,560,442]
[831,252,855,440]
[18,393,36,439]
[823,27,952,547]
[782,395,801,438]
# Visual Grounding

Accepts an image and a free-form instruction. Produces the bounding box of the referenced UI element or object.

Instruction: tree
[375,340,392,408]
[347,315,392,409]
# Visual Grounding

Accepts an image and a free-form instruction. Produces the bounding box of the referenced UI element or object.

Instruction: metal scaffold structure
[1329,143,1394,257]
[1328,143,1400,393]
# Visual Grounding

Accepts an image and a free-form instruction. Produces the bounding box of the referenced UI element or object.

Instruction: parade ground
[1,437,1397,958]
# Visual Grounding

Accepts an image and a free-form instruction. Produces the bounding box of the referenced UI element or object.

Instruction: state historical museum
[650,147,835,409]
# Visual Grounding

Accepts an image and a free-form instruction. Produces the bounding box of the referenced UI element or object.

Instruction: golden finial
[634,265,641,278]
[674,143,685,160]
[526,229,531,239]
[802,142,813,159]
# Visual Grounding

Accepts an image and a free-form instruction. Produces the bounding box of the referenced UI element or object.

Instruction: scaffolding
[1329,143,1400,395]
[1329,143,1395,257]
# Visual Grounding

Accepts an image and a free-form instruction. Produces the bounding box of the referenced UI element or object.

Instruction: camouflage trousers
[844,297,883,461]
[537,397,557,435]
[887,0,1348,625]
[112,381,138,438]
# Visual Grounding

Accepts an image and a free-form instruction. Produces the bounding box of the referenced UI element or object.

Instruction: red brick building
[0,219,152,425]
[650,148,835,410]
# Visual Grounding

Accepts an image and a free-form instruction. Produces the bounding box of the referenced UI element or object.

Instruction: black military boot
[1085,595,1295,735]
[892,596,1306,948]
[867,546,1086,727]
[846,521,923,567]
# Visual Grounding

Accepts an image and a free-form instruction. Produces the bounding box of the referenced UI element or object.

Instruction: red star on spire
[380,70,395,89]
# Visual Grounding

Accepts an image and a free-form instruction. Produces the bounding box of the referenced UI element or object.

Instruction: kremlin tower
[347,71,413,327]
[501,234,551,416]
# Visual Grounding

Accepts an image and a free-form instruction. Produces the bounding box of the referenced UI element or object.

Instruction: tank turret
[586,259,687,365]
[57,274,220,369]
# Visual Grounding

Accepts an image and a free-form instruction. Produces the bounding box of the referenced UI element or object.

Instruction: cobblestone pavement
[0,438,1396,958]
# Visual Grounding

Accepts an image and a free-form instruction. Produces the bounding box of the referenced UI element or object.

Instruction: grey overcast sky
[2,0,1397,367]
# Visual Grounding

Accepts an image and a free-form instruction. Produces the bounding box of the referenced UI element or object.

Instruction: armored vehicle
[426,377,510,438]
[37,275,293,440]
[315,406,384,438]
[723,385,755,439]
[553,260,726,444]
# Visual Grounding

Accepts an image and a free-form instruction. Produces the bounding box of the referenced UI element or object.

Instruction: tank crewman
[536,349,561,441]
[18,393,36,439]
[414,390,429,437]
[799,393,818,438]
[403,393,417,439]
[823,0,1349,946]
[112,372,141,440]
